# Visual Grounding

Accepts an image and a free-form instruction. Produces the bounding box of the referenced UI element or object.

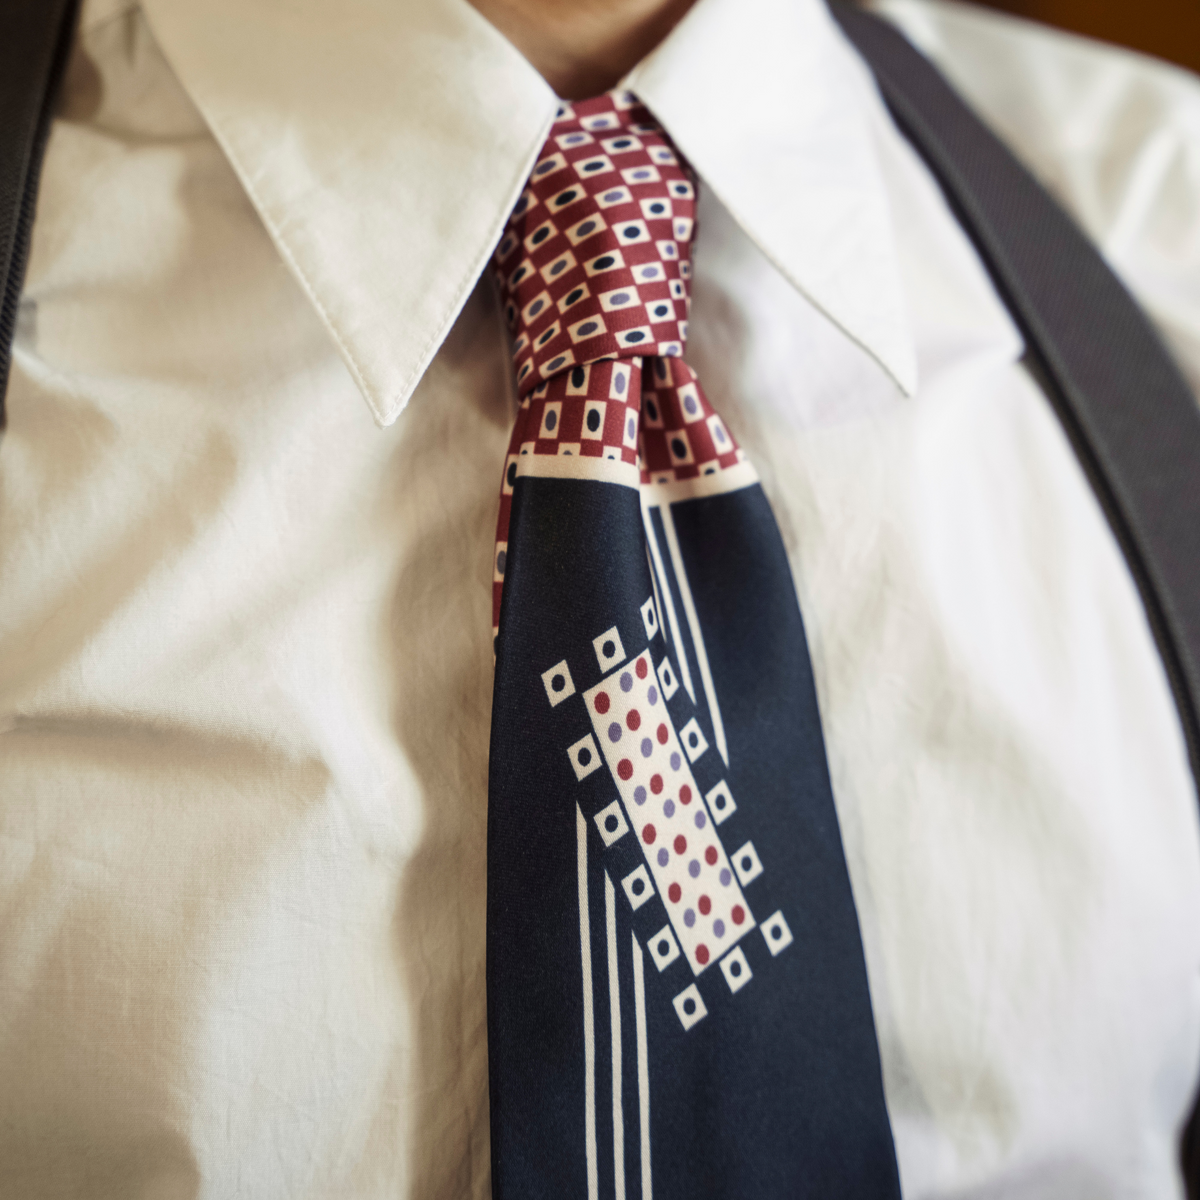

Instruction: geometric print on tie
[491,91,746,634]
[486,87,900,1200]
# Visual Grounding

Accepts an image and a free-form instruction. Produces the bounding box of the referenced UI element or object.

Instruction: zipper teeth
[0,0,81,411]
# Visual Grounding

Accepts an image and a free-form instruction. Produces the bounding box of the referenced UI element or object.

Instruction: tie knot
[494,89,696,395]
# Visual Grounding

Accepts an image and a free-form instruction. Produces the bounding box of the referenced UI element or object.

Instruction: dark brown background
[976,0,1200,73]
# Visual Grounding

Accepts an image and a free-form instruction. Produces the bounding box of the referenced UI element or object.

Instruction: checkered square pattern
[492,90,749,632]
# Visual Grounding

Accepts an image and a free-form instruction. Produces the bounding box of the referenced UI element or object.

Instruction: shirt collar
[141,0,916,426]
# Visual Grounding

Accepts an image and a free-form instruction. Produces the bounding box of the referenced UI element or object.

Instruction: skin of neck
[467,0,698,99]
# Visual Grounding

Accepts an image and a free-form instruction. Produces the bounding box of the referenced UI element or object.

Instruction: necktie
[486,90,900,1199]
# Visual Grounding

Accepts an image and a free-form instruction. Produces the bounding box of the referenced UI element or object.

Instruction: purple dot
[642,267,657,278]
[578,322,598,336]
[615,373,627,395]
[684,908,696,928]
[657,848,669,866]
[694,811,707,829]
[669,752,681,770]
[620,672,633,692]
[647,686,658,704]
[604,190,622,201]
[714,427,726,444]
[578,221,596,236]
[688,859,701,878]
[634,170,650,179]
[713,919,725,937]
[719,868,731,886]
[611,293,630,306]
[627,418,636,438]
[683,395,697,414]
[634,785,647,805]
[640,737,652,757]
[663,799,676,818]
[608,721,622,742]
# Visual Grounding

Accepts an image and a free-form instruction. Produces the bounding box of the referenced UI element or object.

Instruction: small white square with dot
[566,214,606,245]
[622,164,661,185]
[608,362,632,400]
[599,286,641,312]
[581,401,607,439]
[640,596,659,640]
[720,946,753,994]
[538,401,562,439]
[596,185,632,209]
[648,924,680,971]
[594,799,629,847]
[672,983,707,1031]
[761,911,793,957]
[615,219,650,245]
[593,626,626,672]
[678,716,709,762]
[523,218,558,252]
[622,864,655,911]
[656,656,679,700]
[541,659,575,706]
[732,840,763,886]
[568,315,607,344]
[568,733,602,781]
[573,154,613,179]
[705,779,737,824]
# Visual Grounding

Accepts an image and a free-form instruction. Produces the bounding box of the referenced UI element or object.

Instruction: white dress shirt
[2,0,1199,1195]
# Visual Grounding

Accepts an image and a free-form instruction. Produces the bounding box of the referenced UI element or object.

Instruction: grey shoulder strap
[830,4,1200,1188]
[0,0,79,415]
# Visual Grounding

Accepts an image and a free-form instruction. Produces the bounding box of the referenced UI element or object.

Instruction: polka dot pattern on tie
[582,649,755,975]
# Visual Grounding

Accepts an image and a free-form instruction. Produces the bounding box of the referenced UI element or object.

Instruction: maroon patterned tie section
[491,91,750,634]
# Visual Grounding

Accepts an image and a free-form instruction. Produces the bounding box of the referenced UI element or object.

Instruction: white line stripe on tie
[641,501,696,704]
[578,805,599,1200]
[632,933,652,1200]
[659,502,729,765]
[606,873,626,1200]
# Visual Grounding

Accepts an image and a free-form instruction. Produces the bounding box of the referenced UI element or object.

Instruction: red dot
[618,759,633,780]
[673,834,687,854]
[732,905,745,925]
[643,824,656,844]
[627,709,641,730]
[695,944,709,965]
[636,658,648,679]
[679,784,692,805]
[650,774,663,794]
[668,882,681,903]
[656,724,668,745]
[705,846,718,865]
[595,692,610,714]
[698,895,711,915]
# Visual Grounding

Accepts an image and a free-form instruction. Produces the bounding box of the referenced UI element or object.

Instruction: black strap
[0,0,80,419]
[830,4,1200,1189]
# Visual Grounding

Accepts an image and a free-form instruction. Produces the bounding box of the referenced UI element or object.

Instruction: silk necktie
[486,89,900,1199]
